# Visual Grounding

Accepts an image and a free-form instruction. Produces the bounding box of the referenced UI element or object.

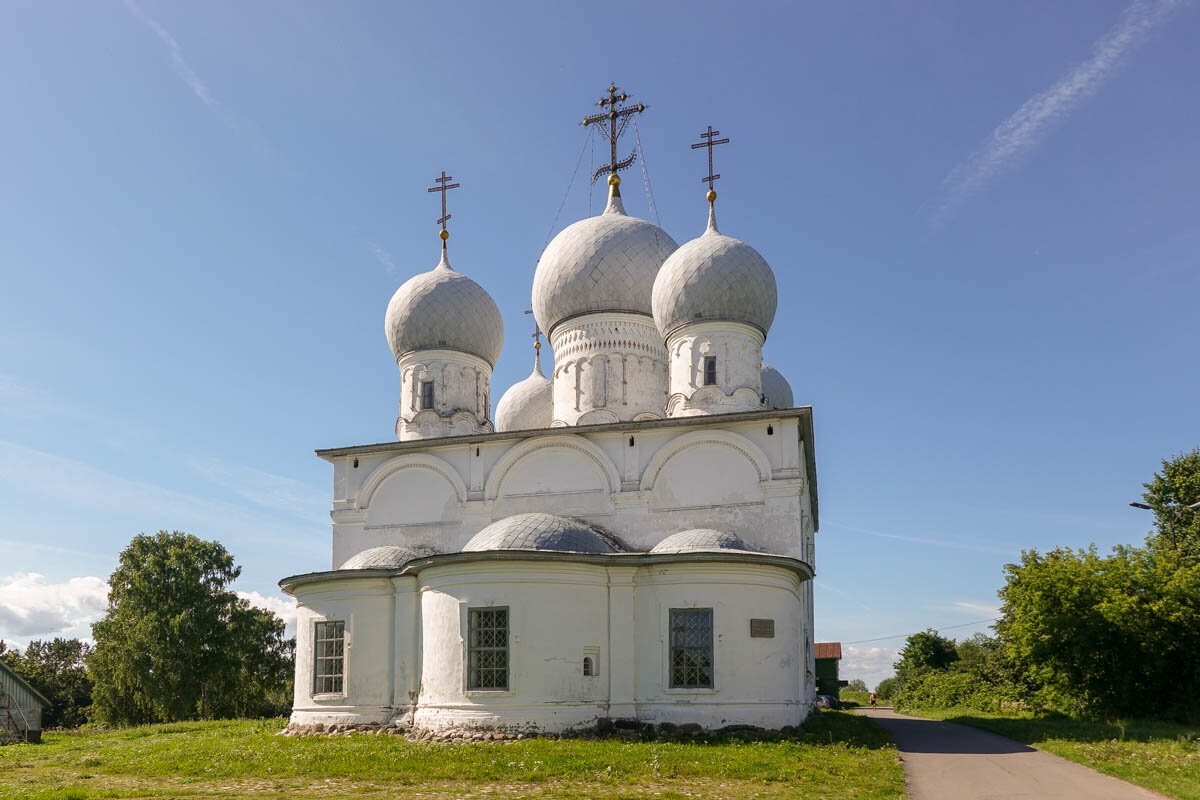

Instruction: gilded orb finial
[707,189,717,203]
[439,229,449,241]
[608,173,621,187]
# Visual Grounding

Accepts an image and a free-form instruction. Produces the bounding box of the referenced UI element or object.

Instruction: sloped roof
[0,659,51,707]
[814,642,842,660]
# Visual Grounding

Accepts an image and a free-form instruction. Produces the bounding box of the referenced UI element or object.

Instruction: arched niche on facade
[640,429,771,510]
[358,453,466,528]
[485,434,620,515]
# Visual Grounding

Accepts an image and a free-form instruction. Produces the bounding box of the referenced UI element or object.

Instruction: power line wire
[844,617,1000,645]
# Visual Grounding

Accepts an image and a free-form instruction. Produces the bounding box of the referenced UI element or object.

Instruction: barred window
[670,608,713,688]
[468,607,508,690]
[313,620,345,694]
[703,356,717,386]
[420,380,435,410]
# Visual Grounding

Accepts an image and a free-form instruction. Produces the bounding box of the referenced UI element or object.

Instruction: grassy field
[0,711,905,800]
[905,707,1200,800]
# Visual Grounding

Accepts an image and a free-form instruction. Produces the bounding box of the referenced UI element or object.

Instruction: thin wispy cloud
[0,440,327,556]
[122,0,274,159]
[940,600,1002,618]
[828,521,1014,556]
[928,0,1183,224]
[188,456,328,525]
[369,242,398,276]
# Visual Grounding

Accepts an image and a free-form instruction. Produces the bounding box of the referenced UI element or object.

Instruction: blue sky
[1,0,1196,687]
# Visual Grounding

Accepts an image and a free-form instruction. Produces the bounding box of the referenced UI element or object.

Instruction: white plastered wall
[396,349,494,441]
[287,558,811,733]
[548,312,668,426]
[665,321,764,417]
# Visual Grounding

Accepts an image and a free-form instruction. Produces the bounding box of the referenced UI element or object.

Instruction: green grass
[0,712,905,799]
[903,707,1200,800]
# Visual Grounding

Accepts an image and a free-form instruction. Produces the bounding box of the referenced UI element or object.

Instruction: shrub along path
[857,708,1167,800]
[0,712,905,800]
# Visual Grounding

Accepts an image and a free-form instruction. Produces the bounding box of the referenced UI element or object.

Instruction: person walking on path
[869,692,877,708]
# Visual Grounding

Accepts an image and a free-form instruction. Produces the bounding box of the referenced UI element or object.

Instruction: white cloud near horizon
[929,0,1183,223]
[944,600,1002,618]
[0,573,109,640]
[840,644,900,691]
[237,590,298,637]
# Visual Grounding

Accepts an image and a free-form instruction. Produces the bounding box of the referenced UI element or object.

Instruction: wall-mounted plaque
[750,618,775,638]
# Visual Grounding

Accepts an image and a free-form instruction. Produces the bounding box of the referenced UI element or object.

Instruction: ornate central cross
[690,126,730,192]
[426,171,460,233]
[581,84,647,183]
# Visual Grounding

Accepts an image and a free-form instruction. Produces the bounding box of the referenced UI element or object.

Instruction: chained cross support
[691,126,730,194]
[426,171,461,246]
[581,84,647,184]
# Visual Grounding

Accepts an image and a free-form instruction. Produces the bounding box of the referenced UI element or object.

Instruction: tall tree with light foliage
[88,531,293,724]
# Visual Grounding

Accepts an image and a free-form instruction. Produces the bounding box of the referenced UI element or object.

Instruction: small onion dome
[494,348,552,432]
[340,545,437,570]
[384,248,504,366]
[532,178,678,337]
[463,512,621,554]
[650,528,757,554]
[651,202,777,340]
[760,364,794,409]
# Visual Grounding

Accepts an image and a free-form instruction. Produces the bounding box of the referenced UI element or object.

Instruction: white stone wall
[665,321,764,418]
[331,414,810,567]
[548,312,668,426]
[288,558,810,733]
[396,349,493,441]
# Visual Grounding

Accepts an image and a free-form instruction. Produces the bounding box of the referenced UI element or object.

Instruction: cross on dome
[690,125,730,201]
[426,170,460,251]
[581,84,647,186]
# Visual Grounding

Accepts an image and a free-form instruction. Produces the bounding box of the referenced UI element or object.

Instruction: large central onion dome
[494,345,553,432]
[651,204,777,340]
[385,249,504,366]
[532,181,678,337]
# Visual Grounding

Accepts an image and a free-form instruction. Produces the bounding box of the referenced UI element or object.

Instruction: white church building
[280,91,820,735]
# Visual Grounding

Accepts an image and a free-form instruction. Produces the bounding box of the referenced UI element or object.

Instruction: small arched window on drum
[582,656,594,676]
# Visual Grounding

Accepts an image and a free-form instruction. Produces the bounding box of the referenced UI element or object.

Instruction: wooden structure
[814,641,848,698]
[0,660,49,743]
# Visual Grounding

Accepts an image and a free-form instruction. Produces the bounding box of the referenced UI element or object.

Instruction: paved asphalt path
[855,708,1164,799]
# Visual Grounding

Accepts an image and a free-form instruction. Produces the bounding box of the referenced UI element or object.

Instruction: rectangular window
[467,607,508,690]
[670,608,713,688]
[420,380,435,410]
[703,356,717,386]
[313,620,345,694]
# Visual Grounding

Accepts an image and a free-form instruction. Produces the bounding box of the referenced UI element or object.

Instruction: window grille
[583,656,594,676]
[468,607,508,690]
[670,608,713,688]
[313,620,345,694]
[703,356,717,386]
[420,381,435,409]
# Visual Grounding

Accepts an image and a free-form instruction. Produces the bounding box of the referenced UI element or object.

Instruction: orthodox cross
[690,126,730,193]
[426,171,460,239]
[581,84,647,183]
[524,309,542,352]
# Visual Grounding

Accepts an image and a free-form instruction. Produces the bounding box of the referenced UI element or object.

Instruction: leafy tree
[89,531,294,724]
[997,545,1200,718]
[894,629,957,684]
[0,638,93,728]
[1140,448,1200,561]
[845,678,869,693]
[874,676,899,700]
